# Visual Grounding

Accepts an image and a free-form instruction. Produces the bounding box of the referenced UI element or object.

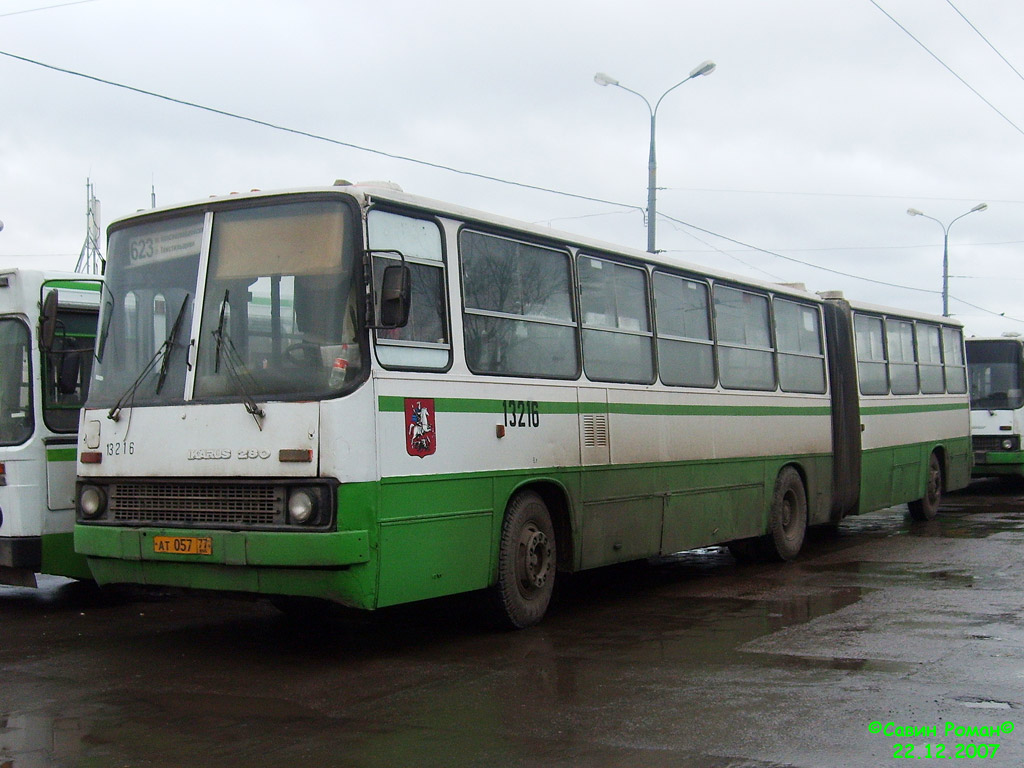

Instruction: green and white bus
[966,335,1024,477]
[73,183,970,626]
[1,269,100,587]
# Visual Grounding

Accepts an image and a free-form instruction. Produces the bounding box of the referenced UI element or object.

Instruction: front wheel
[908,452,943,521]
[490,490,556,629]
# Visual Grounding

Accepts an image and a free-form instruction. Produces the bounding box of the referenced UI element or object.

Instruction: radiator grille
[973,435,1019,452]
[110,482,284,526]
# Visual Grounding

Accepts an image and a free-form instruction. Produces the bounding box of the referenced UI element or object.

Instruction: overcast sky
[2,0,1023,337]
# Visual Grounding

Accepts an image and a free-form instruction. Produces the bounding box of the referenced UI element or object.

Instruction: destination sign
[126,222,204,267]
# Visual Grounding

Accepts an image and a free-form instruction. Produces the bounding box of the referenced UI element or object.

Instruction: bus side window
[460,230,578,379]
[713,285,775,391]
[886,318,919,395]
[368,209,450,370]
[578,255,654,384]
[918,323,945,394]
[42,308,97,433]
[854,314,888,395]
[774,298,826,394]
[653,271,714,388]
[942,326,967,393]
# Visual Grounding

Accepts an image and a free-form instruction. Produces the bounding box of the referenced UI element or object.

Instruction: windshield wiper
[213,290,229,374]
[210,318,266,430]
[156,295,190,394]
[108,293,190,421]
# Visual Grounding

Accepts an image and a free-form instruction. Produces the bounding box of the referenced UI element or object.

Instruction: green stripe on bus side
[377,395,830,417]
[46,448,77,462]
[607,402,831,417]
[861,402,968,415]
[43,280,101,292]
[379,396,578,415]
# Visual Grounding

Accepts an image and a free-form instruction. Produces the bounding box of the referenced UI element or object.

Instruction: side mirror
[378,264,411,329]
[57,341,82,395]
[39,289,59,351]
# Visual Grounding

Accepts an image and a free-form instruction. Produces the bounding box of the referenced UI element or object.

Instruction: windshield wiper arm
[210,321,265,430]
[108,293,190,421]
[213,290,229,374]
[156,294,191,394]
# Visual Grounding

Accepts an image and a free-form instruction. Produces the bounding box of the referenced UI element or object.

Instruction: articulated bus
[1,269,100,587]
[73,183,970,627]
[966,335,1024,477]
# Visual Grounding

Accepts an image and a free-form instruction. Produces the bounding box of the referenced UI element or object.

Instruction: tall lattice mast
[75,178,103,274]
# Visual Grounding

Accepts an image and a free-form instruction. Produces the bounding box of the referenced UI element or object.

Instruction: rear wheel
[767,466,807,561]
[909,452,943,521]
[490,490,556,629]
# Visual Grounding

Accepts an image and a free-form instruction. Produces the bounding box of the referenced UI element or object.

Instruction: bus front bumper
[74,525,370,567]
[972,449,1024,477]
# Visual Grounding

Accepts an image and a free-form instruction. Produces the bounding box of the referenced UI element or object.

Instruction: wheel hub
[518,525,552,590]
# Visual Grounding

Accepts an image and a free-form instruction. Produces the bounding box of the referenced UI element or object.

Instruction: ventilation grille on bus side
[582,413,609,447]
[109,482,284,527]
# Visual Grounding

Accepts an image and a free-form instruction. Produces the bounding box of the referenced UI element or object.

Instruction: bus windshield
[90,198,363,408]
[967,339,1024,410]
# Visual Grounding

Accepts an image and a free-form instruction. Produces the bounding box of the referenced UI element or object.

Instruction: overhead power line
[657,211,938,294]
[944,0,1024,85]
[2,46,1020,321]
[868,0,1024,138]
[663,186,1024,206]
[0,0,100,19]
[0,48,640,215]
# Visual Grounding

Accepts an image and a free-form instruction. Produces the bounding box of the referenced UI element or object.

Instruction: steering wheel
[283,341,321,368]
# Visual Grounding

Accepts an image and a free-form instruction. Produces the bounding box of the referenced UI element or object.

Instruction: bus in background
[72,183,970,627]
[966,335,1024,477]
[1,270,100,587]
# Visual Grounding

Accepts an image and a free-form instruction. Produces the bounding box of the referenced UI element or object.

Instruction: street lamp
[595,61,716,253]
[907,203,988,317]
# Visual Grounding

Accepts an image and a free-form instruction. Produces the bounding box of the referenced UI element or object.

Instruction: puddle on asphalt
[802,560,977,589]
[954,697,1014,710]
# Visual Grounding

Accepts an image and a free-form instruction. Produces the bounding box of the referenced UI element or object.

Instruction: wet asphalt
[2,479,1023,767]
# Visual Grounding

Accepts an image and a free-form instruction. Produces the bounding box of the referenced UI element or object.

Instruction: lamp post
[907,203,988,317]
[595,61,716,253]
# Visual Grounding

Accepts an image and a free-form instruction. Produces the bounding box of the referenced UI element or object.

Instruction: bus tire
[491,490,556,629]
[908,452,942,521]
[768,467,807,561]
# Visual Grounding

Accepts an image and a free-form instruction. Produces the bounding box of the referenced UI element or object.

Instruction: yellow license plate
[153,536,213,556]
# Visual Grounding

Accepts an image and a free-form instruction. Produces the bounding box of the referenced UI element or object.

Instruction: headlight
[288,488,317,525]
[79,485,107,519]
[1003,438,1016,451]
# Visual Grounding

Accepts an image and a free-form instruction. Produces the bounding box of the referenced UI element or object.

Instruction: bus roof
[107,181,953,324]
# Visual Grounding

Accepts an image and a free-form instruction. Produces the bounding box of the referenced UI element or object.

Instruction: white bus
[1,269,100,587]
[73,183,970,627]
[966,335,1024,477]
